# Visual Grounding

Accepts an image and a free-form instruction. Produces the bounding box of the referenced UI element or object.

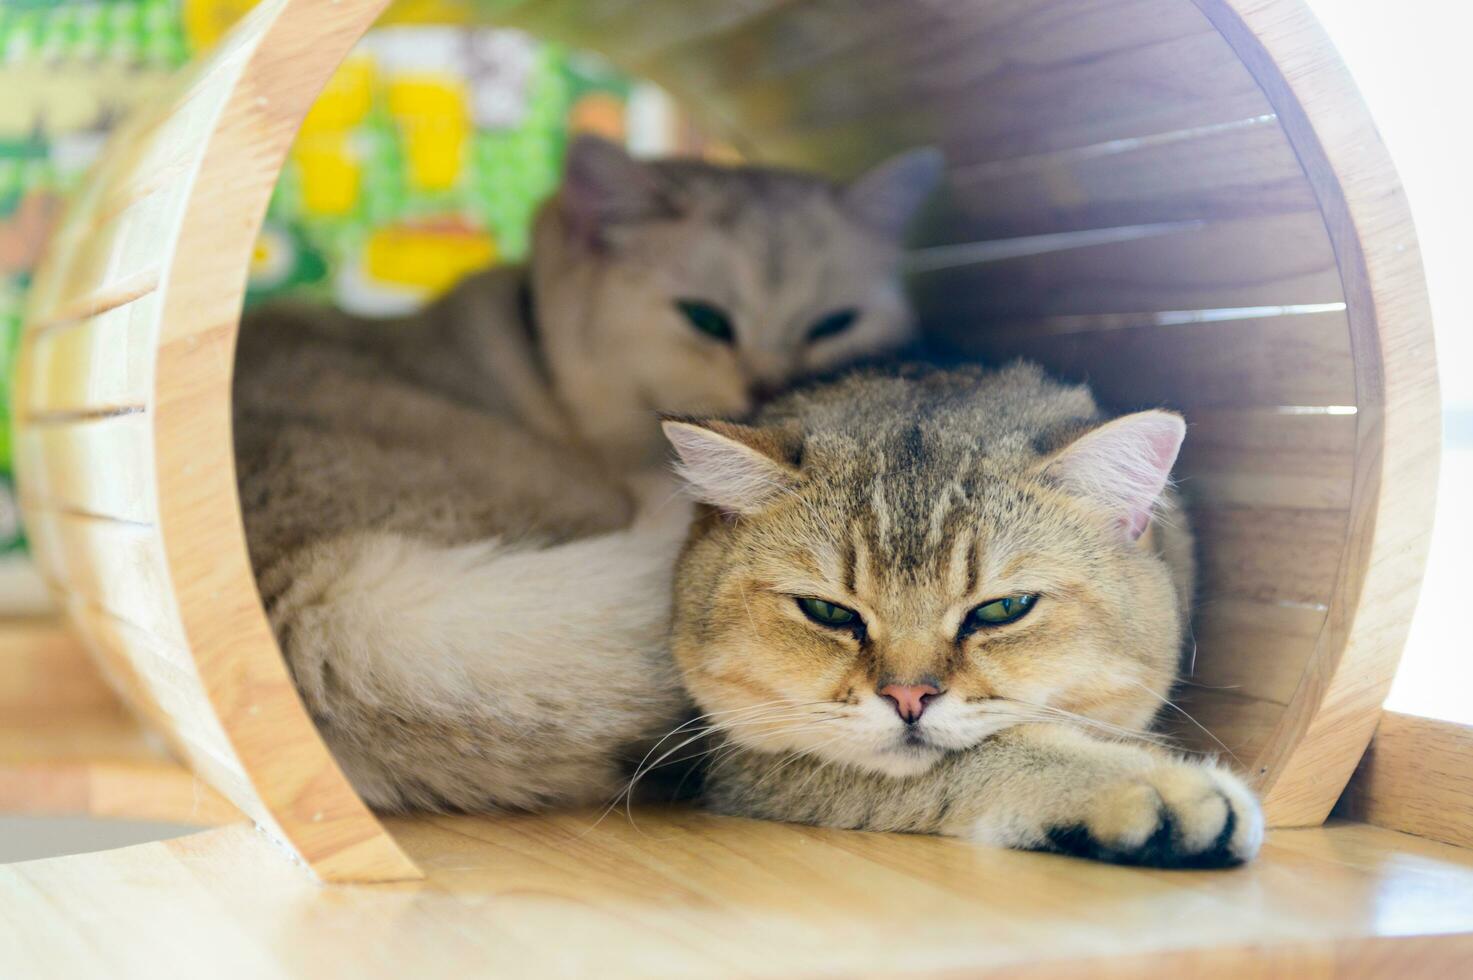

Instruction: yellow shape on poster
[184,0,484,51]
[365,225,497,293]
[301,55,376,134]
[181,0,260,52]
[294,133,362,217]
[381,0,478,24]
[386,76,470,192]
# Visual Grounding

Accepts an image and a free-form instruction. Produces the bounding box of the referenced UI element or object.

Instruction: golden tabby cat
[662,363,1262,867]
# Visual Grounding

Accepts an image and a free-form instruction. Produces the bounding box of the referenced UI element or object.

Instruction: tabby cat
[662,363,1263,867]
[233,137,942,811]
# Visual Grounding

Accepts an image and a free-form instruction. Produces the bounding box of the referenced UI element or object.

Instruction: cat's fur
[663,363,1263,867]
[233,138,942,811]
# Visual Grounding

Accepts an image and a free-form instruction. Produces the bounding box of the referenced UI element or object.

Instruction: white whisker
[1124,679,1239,762]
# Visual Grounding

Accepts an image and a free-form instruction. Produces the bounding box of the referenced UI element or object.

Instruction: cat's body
[233,138,941,811]
[663,364,1263,867]
[234,270,688,811]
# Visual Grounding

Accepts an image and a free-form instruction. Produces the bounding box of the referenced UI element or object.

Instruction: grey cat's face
[530,138,943,466]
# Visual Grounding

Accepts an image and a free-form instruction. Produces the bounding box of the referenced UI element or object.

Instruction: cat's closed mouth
[889,730,947,763]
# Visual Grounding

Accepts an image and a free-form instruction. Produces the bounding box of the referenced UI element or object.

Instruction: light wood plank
[85,64,244,229]
[15,414,155,524]
[1193,506,1347,607]
[1178,409,1357,510]
[1165,687,1285,768]
[939,113,1321,238]
[68,602,241,770]
[0,619,111,713]
[3,811,1473,978]
[941,309,1354,415]
[19,293,159,415]
[24,511,185,651]
[1186,598,1326,707]
[911,212,1344,321]
[24,190,172,331]
[144,0,420,884]
[695,0,1259,136]
[1338,712,1473,851]
[0,705,237,826]
[57,599,271,832]
[743,5,1274,172]
[29,580,253,822]
[1195,0,1441,827]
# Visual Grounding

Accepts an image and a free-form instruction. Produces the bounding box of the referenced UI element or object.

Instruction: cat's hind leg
[260,517,692,812]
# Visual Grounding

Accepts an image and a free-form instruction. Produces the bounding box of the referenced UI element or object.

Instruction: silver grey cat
[233,136,942,811]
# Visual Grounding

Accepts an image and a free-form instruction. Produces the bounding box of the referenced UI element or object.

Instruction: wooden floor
[4,806,1473,977]
[5,626,1473,977]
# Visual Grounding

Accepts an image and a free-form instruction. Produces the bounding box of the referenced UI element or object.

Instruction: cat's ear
[1042,410,1186,541]
[560,134,673,239]
[843,146,944,238]
[662,418,802,516]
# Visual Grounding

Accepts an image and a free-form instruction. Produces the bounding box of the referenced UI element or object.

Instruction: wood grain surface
[1338,712,1473,851]
[3,809,1472,978]
[9,0,1439,878]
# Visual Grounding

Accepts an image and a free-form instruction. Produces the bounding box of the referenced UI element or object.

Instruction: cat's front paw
[1044,762,1263,869]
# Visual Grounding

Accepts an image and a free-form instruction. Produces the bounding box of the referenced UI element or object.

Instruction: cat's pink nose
[878,683,940,723]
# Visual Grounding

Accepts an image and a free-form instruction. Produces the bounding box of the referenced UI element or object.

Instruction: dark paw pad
[1044,804,1242,870]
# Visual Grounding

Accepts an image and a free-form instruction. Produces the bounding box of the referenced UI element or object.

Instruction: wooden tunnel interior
[11,0,1439,880]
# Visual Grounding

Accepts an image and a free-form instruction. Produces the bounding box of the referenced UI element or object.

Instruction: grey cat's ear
[843,147,945,238]
[662,419,802,516]
[1042,410,1186,542]
[561,134,673,237]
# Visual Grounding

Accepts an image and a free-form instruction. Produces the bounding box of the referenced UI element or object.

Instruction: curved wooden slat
[939,310,1356,414]
[16,0,418,882]
[910,212,1345,320]
[148,0,417,881]
[1193,0,1441,826]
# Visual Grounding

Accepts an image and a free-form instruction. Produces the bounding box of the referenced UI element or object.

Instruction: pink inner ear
[1123,419,1187,539]
[1123,504,1153,540]
[1049,411,1185,542]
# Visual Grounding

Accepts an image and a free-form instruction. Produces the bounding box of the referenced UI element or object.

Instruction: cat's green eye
[963,594,1038,632]
[806,308,859,343]
[796,597,861,629]
[677,300,736,344]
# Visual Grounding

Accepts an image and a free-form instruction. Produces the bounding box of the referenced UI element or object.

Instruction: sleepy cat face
[664,365,1193,778]
[530,137,942,467]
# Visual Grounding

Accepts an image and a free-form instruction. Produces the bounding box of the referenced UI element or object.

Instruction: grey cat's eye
[796,596,862,630]
[806,308,859,342]
[962,594,1038,633]
[677,300,736,344]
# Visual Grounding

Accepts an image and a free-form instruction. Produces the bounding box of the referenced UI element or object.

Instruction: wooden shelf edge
[1336,711,1473,851]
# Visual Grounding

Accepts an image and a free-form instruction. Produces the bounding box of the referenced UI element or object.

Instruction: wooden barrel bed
[10,0,1439,881]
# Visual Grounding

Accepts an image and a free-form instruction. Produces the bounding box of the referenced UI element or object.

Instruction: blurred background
[0,0,1466,722]
[0,0,725,612]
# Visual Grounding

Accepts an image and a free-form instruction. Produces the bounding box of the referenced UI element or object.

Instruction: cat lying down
[236,139,1260,867]
[235,138,942,813]
[662,362,1263,869]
